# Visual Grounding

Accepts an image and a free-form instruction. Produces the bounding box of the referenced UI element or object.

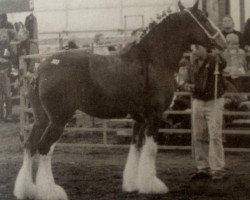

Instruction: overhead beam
[0,0,33,14]
[34,3,172,13]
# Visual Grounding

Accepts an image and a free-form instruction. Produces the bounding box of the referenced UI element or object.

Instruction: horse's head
[178,0,227,50]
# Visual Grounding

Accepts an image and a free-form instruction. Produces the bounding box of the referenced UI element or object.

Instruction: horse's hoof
[138,176,169,194]
[122,181,138,193]
[36,184,68,200]
[14,174,36,200]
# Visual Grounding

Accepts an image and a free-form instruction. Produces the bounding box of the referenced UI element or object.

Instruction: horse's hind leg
[14,148,37,200]
[14,92,48,199]
[123,120,145,192]
[35,105,74,200]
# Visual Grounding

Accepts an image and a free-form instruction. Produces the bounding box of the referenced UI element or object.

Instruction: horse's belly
[79,99,128,119]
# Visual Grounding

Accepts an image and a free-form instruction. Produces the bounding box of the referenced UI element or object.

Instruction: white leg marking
[137,137,169,194]
[14,149,37,199]
[35,144,68,200]
[122,144,140,192]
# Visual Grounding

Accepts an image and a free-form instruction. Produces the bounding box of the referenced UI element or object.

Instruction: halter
[184,9,226,42]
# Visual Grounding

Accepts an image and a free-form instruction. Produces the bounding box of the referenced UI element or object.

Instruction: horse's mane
[139,12,183,43]
[119,11,185,64]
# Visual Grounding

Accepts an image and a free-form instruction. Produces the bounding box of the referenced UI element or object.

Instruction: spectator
[182,45,227,181]
[223,33,247,81]
[243,18,250,51]
[243,18,250,70]
[15,22,29,58]
[223,34,248,100]
[63,36,79,50]
[221,16,244,49]
[93,33,109,55]
[0,13,15,121]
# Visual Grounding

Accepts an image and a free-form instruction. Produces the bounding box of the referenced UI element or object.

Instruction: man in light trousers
[182,45,227,180]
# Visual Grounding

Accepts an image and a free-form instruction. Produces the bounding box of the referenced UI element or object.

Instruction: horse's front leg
[123,121,145,192]
[137,117,169,194]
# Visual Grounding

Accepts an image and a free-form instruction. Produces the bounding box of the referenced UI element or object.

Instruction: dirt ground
[1,121,250,200]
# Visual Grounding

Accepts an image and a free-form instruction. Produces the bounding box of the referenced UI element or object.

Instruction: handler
[181,45,227,181]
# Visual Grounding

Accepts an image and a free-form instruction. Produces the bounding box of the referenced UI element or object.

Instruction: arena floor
[1,120,250,200]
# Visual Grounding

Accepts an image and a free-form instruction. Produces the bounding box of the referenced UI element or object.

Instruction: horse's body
[14,1,227,200]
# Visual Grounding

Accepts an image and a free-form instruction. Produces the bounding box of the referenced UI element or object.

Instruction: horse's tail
[27,72,48,125]
[28,73,40,102]
[26,72,49,155]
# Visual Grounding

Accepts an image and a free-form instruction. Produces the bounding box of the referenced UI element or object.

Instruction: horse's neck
[140,23,186,71]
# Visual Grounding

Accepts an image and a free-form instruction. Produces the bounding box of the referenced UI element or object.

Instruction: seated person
[221,16,244,49]
[223,33,247,99]
[223,33,246,77]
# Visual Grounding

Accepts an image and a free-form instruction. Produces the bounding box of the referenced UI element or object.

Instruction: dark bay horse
[14,1,227,199]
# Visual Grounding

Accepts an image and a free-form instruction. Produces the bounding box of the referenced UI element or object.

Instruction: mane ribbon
[184,9,226,42]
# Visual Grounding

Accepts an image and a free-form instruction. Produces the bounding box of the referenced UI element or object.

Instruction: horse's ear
[193,0,199,10]
[178,1,185,11]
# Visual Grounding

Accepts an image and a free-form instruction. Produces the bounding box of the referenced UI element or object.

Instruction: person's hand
[211,48,221,56]
[183,83,195,92]
[211,48,224,62]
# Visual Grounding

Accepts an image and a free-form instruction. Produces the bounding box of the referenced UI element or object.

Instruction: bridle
[185,9,226,42]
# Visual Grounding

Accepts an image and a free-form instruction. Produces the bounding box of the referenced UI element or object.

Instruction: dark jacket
[243,18,250,46]
[190,55,226,101]
[25,14,38,39]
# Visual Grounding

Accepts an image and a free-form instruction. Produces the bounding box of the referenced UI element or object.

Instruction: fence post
[190,95,195,158]
[59,32,63,50]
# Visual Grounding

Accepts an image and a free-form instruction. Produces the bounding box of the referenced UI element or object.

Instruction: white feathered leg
[122,144,140,192]
[14,149,37,199]
[35,144,68,200]
[137,136,169,194]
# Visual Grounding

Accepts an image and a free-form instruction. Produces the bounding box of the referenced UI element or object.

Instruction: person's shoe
[190,171,211,181]
[212,171,228,181]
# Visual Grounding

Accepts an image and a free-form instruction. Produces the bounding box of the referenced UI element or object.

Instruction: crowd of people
[0,13,38,121]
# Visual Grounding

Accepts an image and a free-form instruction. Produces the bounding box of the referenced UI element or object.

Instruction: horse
[14,1,227,199]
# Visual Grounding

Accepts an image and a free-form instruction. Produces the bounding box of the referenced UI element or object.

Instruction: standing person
[243,18,250,70]
[0,14,15,121]
[93,33,110,55]
[221,16,244,49]
[243,18,250,51]
[183,45,227,181]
